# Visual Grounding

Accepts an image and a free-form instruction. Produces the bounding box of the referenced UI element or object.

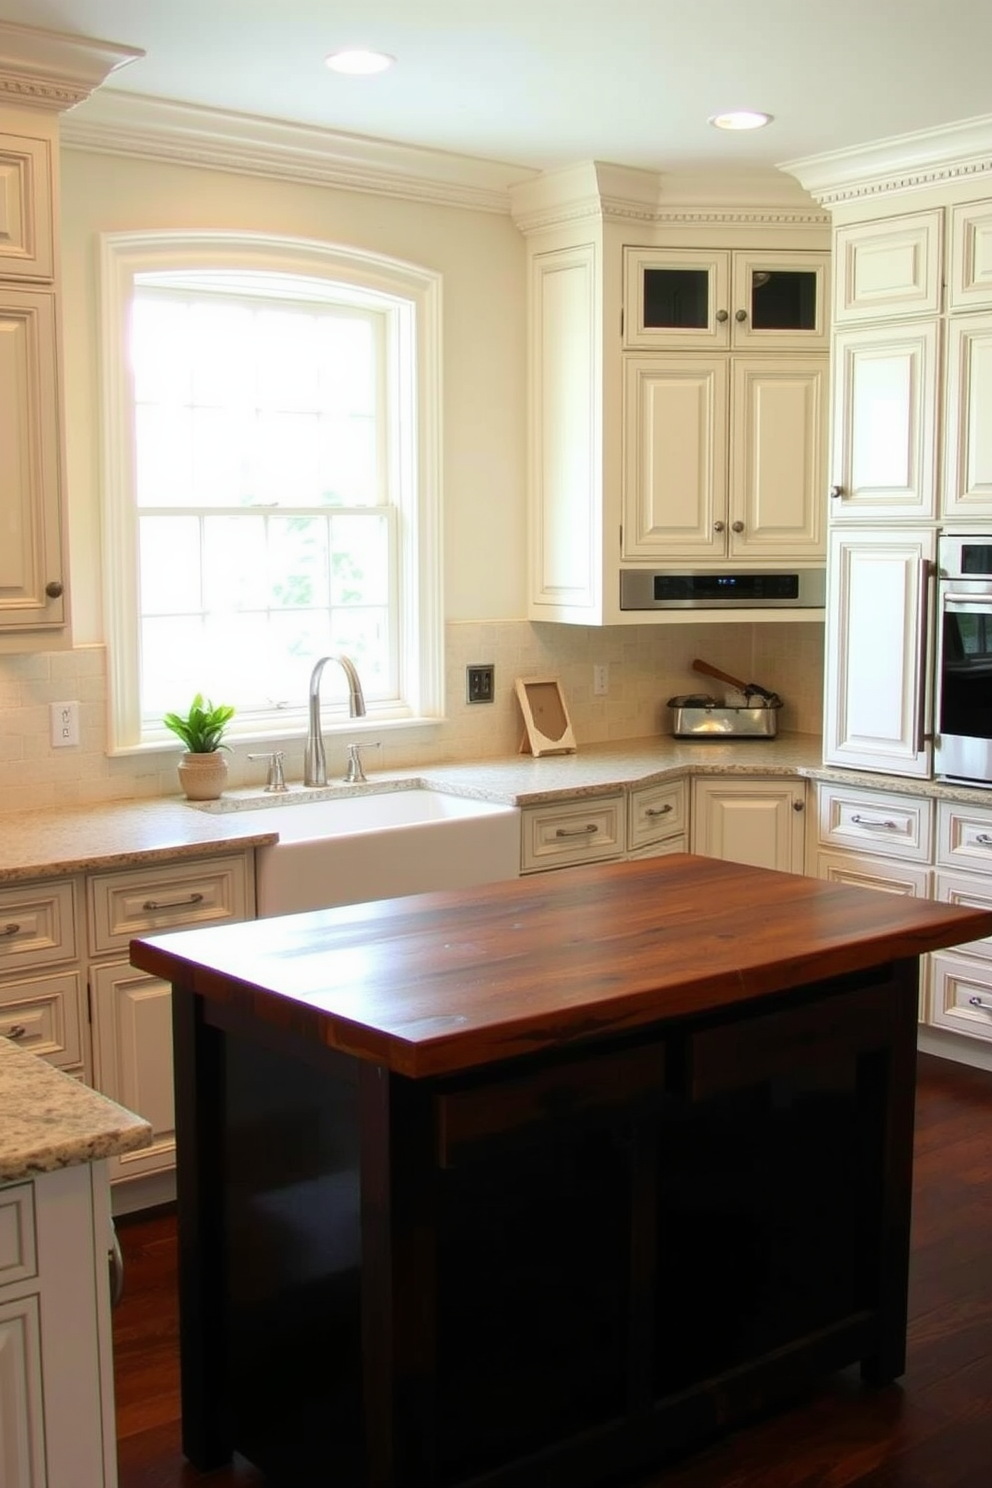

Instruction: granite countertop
[3,733,992,884]
[0,1037,152,1183]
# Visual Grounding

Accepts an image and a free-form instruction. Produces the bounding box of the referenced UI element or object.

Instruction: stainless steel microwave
[620,569,826,611]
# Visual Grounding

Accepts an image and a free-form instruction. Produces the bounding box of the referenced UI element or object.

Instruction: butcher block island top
[130,856,992,1488]
[131,852,992,1079]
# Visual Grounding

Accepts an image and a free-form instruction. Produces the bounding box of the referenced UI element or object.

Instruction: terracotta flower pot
[177,750,229,801]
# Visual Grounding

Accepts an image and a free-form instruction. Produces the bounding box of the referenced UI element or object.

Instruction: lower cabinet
[85,852,255,1192]
[691,777,806,873]
[0,1162,118,1488]
[520,780,688,874]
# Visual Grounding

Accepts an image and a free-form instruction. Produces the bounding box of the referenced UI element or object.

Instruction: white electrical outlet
[593,664,609,697]
[50,701,80,748]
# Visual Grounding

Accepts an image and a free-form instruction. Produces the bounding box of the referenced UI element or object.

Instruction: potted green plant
[163,694,235,800]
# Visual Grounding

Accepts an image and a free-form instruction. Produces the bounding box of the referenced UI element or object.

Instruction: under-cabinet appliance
[935,534,992,785]
[620,568,826,611]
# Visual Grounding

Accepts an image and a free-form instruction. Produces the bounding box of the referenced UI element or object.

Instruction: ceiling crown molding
[60,89,538,215]
[782,112,992,205]
[0,20,142,112]
[510,160,827,234]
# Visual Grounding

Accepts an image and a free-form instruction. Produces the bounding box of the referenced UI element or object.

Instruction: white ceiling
[5,0,992,178]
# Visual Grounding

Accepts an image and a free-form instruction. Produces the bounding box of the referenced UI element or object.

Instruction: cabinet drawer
[817,783,931,862]
[0,1184,36,1288]
[935,800,992,871]
[927,949,992,1043]
[0,972,83,1068]
[934,870,992,959]
[0,879,77,970]
[814,848,931,898]
[628,780,686,853]
[88,854,251,955]
[520,796,625,873]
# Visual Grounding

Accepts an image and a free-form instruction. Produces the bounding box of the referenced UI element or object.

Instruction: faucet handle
[344,741,381,785]
[247,751,288,792]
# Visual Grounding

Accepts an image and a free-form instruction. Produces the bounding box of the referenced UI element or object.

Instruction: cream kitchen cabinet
[520,779,688,873]
[948,199,992,312]
[87,853,254,1190]
[690,777,806,874]
[0,877,85,1075]
[829,319,939,522]
[622,352,826,562]
[0,113,67,642]
[942,313,992,520]
[833,210,943,324]
[928,799,992,1045]
[627,778,688,857]
[822,528,935,779]
[0,1164,119,1488]
[623,247,829,351]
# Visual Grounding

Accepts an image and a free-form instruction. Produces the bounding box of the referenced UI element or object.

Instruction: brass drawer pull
[554,824,599,839]
[644,804,673,818]
[3,1023,27,1040]
[850,814,899,830]
[141,892,206,912]
[1,923,21,937]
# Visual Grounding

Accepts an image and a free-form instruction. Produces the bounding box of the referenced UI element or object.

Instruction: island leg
[171,979,232,1468]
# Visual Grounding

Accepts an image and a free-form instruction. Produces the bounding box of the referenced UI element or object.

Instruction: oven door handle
[942,591,992,606]
[918,558,934,756]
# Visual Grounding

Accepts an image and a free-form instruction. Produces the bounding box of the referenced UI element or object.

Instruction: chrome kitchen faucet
[304,654,367,787]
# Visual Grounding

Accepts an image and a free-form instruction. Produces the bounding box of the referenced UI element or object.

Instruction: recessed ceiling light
[709,110,773,131]
[325,49,394,76]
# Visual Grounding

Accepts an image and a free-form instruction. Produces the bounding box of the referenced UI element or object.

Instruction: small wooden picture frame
[515,677,577,757]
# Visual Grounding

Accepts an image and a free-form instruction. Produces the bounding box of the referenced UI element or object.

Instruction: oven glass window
[940,610,992,740]
[961,544,992,575]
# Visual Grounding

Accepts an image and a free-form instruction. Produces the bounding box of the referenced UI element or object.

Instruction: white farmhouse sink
[248,788,521,917]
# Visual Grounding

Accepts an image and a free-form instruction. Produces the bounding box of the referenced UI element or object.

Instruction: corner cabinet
[511,165,832,625]
[0,121,69,640]
[690,777,806,874]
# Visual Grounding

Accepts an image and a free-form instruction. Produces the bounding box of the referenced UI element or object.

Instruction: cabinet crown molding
[783,111,992,206]
[0,20,142,112]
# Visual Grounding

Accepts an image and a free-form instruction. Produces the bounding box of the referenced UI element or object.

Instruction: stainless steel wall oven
[935,534,992,784]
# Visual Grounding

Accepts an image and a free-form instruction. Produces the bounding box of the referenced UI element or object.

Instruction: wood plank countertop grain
[129,854,992,1080]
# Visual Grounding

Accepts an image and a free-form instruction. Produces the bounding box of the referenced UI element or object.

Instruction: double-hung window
[99,232,442,751]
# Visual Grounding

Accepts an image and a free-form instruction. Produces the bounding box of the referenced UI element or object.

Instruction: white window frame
[98,229,443,754]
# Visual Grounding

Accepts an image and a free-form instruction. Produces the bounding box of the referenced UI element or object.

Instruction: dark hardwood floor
[113,1051,992,1488]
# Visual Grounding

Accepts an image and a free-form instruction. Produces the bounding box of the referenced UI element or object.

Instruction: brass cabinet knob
[732,520,744,533]
[713,520,726,533]
[45,580,63,598]
[829,484,844,499]
[715,309,729,323]
[735,309,748,322]
[792,800,805,812]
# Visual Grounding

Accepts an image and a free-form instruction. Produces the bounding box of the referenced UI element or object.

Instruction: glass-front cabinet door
[624,248,829,351]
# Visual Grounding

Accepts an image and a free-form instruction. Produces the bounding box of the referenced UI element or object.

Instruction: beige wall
[57,146,530,638]
[0,146,825,810]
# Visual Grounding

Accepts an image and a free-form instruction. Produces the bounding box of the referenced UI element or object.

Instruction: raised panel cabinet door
[830,320,939,520]
[948,200,992,311]
[833,211,943,323]
[0,1294,46,1488]
[690,778,806,874]
[90,964,175,1182]
[622,354,728,560]
[528,243,601,620]
[0,133,55,280]
[823,529,935,778]
[942,315,992,519]
[729,356,826,559]
[0,289,66,630]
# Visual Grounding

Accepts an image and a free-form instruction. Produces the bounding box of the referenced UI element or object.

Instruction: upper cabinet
[512,164,832,625]
[624,248,830,351]
[948,200,992,312]
[833,211,943,324]
[0,22,142,651]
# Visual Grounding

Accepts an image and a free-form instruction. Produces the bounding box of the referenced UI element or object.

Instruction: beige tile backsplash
[0,621,824,813]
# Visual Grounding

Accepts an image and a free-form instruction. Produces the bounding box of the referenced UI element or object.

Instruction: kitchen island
[130,853,992,1488]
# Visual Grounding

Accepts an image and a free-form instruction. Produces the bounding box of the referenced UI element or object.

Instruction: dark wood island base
[130,853,992,1488]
